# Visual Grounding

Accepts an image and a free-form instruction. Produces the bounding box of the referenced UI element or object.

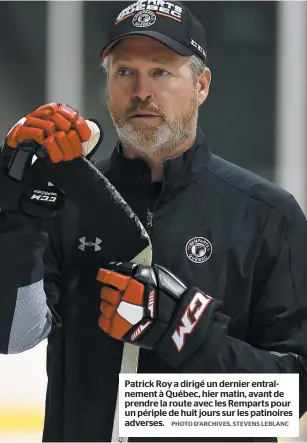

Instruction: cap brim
[100,31,194,58]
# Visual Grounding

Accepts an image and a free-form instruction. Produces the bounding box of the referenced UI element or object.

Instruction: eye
[117,68,133,76]
[153,69,170,76]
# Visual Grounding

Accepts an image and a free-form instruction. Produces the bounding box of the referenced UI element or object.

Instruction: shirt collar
[110,127,211,193]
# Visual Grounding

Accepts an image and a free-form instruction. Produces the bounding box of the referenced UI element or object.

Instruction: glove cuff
[156,287,223,368]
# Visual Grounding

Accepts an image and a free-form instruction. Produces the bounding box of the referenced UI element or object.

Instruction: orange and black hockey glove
[0,103,102,218]
[97,262,225,368]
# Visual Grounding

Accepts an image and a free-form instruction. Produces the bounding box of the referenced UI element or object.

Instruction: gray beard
[114,111,198,159]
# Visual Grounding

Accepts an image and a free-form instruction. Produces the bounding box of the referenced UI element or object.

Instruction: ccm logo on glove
[171,291,212,352]
[97,261,220,362]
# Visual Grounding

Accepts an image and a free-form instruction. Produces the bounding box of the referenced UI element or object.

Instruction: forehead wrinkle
[110,50,185,70]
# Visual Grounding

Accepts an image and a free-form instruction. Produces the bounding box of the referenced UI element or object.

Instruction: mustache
[122,100,166,120]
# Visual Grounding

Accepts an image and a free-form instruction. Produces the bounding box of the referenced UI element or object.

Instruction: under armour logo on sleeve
[78,237,102,252]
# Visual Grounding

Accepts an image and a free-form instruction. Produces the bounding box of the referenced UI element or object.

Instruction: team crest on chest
[185,237,212,264]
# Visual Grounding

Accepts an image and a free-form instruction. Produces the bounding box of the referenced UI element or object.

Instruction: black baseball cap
[100,1,207,63]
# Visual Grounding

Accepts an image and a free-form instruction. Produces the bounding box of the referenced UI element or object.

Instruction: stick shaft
[111,245,152,443]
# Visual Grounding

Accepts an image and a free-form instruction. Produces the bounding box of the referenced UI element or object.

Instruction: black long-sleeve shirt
[0,129,306,442]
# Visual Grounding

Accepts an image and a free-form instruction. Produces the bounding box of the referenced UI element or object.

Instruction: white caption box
[118,373,299,438]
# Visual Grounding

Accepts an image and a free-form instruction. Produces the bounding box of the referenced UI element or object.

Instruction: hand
[97,262,218,359]
[0,103,102,217]
[5,102,102,162]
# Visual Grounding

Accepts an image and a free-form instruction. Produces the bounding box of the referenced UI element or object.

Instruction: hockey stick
[8,144,152,443]
[111,245,152,443]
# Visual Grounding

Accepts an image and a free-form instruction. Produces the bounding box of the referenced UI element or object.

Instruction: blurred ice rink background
[0,1,306,441]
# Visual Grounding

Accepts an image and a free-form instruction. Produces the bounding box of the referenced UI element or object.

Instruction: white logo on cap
[132,10,156,27]
[191,39,206,59]
[116,1,182,24]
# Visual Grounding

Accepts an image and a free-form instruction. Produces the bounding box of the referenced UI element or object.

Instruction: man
[0,1,306,442]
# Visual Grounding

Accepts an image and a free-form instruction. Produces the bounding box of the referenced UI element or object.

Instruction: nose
[132,73,153,102]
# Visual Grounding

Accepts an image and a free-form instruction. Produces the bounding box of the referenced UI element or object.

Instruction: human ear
[197,67,211,105]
